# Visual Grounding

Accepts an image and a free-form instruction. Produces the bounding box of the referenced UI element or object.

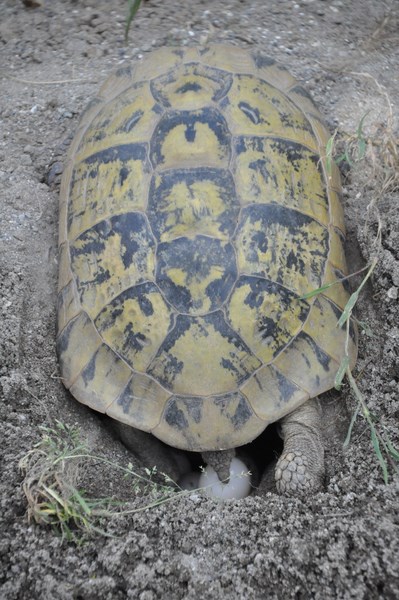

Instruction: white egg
[198,457,251,499]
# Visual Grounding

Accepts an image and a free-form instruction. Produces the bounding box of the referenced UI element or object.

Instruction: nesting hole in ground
[105,413,284,495]
[183,423,283,489]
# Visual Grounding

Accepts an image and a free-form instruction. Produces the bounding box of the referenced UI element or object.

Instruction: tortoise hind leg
[114,422,189,483]
[275,397,325,495]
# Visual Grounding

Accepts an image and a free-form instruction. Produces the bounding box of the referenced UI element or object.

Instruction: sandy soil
[1,0,398,598]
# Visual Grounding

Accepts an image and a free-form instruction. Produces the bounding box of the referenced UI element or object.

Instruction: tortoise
[57,44,357,495]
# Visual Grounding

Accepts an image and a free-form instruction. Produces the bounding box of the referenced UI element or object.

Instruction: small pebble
[20,154,32,166]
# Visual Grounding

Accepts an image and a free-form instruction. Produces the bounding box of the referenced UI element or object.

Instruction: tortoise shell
[57,45,357,452]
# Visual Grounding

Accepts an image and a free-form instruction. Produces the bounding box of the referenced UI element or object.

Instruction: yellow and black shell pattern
[57,45,357,452]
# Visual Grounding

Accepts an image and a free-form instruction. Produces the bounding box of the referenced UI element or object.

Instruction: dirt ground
[1,0,398,598]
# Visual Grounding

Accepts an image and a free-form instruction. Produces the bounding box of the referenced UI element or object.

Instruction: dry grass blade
[19,423,102,541]
[0,70,95,85]
[331,72,398,195]
[19,421,254,541]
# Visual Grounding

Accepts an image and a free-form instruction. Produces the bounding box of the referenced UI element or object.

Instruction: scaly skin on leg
[114,421,187,483]
[275,398,325,495]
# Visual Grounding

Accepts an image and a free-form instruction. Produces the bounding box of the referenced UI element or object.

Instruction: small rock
[22,0,43,6]
[47,161,64,186]
[20,154,32,166]
[387,287,398,300]
[46,98,58,109]
[57,108,73,119]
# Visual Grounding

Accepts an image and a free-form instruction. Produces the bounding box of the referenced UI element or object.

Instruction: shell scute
[108,373,170,431]
[156,235,237,315]
[234,203,329,295]
[227,275,310,363]
[240,363,307,422]
[147,312,262,396]
[233,137,330,224]
[94,282,172,372]
[147,167,239,242]
[68,143,151,240]
[70,212,156,318]
[150,107,231,170]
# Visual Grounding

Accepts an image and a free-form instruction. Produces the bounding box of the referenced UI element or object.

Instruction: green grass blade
[343,401,361,448]
[299,281,338,300]
[370,428,389,484]
[125,0,142,42]
[334,356,350,390]
[338,291,359,328]
[358,138,366,159]
[335,153,345,165]
[356,110,370,140]
[325,134,335,175]
[355,320,374,337]
[72,490,92,516]
[343,148,353,167]
[385,437,399,460]
[43,485,67,508]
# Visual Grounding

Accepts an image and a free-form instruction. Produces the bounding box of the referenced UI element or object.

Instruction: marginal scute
[306,114,342,192]
[251,50,297,91]
[322,263,351,310]
[78,97,103,122]
[58,241,73,292]
[272,332,340,397]
[56,312,102,387]
[241,364,307,421]
[108,373,170,430]
[147,168,239,242]
[98,71,135,103]
[133,46,190,82]
[328,189,346,234]
[69,344,132,413]
[57,280,81,335]
[153,392,266,451]
[199,44,256,75]
[150,63,233,109]
[328,226,347,271]
[58,161,74,245]
[302,296,357,368]
[286,85,324,121]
